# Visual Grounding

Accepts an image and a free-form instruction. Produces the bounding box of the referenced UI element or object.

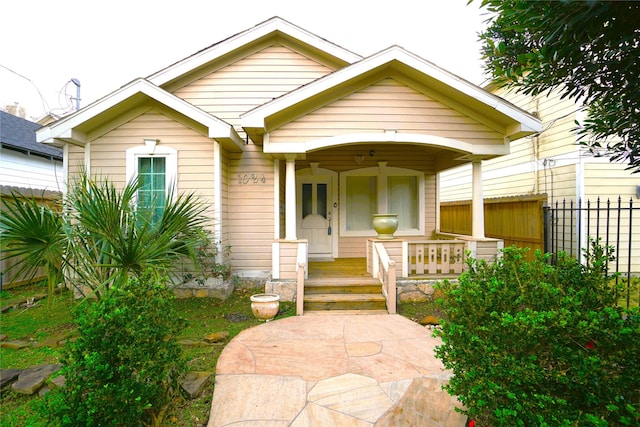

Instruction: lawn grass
[0,283,294,427]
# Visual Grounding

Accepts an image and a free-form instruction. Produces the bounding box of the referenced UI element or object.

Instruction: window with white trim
[126,144,177,222]
[340,164,424,236]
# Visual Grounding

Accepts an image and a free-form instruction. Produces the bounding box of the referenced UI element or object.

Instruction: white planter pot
[250,293,280,321]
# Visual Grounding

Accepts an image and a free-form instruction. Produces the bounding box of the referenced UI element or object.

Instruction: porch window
[340,165,424,236]
[345,176,377,230]
[388,175,418,229]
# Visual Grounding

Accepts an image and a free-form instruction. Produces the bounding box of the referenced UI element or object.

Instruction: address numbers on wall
[237,173,266,184]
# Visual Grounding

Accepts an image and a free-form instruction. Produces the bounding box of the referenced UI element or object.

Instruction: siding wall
[0,148,63,192]
[174,44,334,139]
[89,110,218,236]
[270,79,504,145]
[67,144,85,183]
[227,144,275,274]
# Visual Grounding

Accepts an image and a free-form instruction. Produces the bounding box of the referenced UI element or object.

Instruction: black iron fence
[544,197,639,308]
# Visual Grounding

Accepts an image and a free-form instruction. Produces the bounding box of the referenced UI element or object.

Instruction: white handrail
[372,242,397,314]
[296,242,307,315]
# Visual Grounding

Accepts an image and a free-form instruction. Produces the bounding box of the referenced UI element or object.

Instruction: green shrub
[435,243,640,426]
[42,274,187,427]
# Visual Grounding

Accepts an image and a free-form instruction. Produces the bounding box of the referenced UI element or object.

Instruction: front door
[297,177,333,259]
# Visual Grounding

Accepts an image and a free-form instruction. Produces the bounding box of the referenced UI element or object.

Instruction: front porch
[267,235,503,315]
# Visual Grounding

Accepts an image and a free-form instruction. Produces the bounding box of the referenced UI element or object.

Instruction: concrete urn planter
[250,293,280,321]
[372,213,399,240]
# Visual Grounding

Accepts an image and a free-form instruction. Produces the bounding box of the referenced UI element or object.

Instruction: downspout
[63,143,69,194]
[84,142,91,177]
[575,104,586,263]
[213,140,223,262]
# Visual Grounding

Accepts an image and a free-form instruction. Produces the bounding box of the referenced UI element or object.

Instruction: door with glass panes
[297,177,333,258]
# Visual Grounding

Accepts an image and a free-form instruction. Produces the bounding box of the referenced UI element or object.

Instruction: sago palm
[0,173,210,301]
[0,193,65,306]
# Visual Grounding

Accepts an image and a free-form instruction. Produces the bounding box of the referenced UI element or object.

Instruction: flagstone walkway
[207,313,467,426]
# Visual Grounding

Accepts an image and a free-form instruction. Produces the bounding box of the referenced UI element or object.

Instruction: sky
[0,0,489,121]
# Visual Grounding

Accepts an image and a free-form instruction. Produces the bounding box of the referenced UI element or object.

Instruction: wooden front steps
[303,278,387,312]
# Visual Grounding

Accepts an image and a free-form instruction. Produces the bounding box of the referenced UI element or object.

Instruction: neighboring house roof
[242,46,541,147]
[148,16,362,89]
[0,110,62,160]
[36,79,244,152]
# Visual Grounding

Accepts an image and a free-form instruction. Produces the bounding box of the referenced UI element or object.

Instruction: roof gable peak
[148,16,362,88]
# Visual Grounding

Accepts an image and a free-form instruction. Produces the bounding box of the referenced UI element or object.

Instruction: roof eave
[36,79,239,150]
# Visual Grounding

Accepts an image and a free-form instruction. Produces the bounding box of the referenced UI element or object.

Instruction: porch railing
[295,241,307,316]
[402,240,466,276]
[371,242,397,314]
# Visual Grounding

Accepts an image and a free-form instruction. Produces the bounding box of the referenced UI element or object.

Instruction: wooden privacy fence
[440,194,547,259]
[0,187,61,289]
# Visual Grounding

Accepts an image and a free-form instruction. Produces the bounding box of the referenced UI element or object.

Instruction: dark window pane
[302,183,312,218]
[317,183,327,219]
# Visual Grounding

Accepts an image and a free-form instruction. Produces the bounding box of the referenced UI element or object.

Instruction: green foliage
[1,173,211,300]
[435,243,640,426]
[42,274,187,427]
[474,0,640,173]
[0,194,65,306]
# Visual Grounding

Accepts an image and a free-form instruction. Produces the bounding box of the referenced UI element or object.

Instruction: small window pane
[346,176,376,230]
[317,184,327,219]
[302,184,312,218]
[138,157,166,223]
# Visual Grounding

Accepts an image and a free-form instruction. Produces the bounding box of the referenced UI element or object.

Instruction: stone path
[208,314,466,426]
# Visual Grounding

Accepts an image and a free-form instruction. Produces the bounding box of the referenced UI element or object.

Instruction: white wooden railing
[296,244,307,316]
[403,240,466,276]
[371,242,397,314]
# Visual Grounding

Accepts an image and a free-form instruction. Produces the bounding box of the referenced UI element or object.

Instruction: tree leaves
[474,0,640,172]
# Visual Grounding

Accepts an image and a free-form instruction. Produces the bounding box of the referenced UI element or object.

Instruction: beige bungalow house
[37,17,541,313]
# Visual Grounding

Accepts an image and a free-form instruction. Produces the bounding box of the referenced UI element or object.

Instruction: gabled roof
[148,16,362,88]
[0,110,62,160]
[241,46,542,144]
[37,79,244,152]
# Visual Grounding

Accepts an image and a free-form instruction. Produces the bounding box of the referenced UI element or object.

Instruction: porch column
[471,158,485,239]
[285,155,297,240]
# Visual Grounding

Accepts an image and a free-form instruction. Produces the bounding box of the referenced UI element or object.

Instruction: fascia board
[37,79,232,143]
[149,17,362,87]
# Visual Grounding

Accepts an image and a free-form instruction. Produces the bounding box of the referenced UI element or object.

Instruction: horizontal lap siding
[584,162,639,200]
[228,145,275,272]
[270,79,503,145]
[67,144,85,181]
[174,45,333,137]
[0,150,63,192]
[90,111,217,224]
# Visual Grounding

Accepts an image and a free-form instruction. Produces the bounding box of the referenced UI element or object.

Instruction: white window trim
[126,145,178,201]
[339,164,425,237]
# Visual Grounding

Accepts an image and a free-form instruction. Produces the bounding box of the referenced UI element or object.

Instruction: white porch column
[471,158,485,239]
[285,155,297,240]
